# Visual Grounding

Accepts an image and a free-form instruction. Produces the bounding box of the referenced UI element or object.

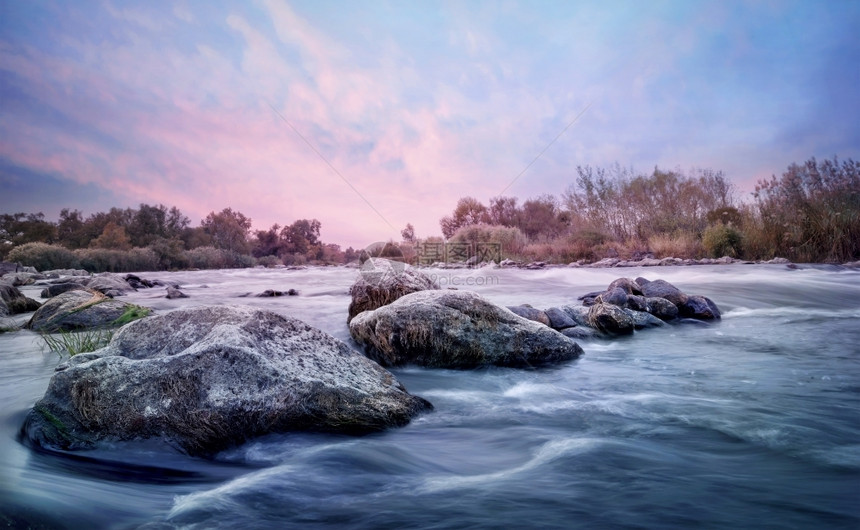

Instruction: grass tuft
[112,304,151,326]
[40,328,114,357]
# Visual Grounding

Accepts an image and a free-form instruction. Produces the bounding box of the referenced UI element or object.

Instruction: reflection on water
[1,264,859,528]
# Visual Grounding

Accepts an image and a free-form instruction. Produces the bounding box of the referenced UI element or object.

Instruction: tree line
[435,157,860,263]
[1,204,358,272]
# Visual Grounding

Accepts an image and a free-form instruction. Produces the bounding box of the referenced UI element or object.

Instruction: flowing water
[1,264,859,529]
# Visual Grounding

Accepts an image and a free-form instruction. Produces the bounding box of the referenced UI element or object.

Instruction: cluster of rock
[238,288,300,298]
[347,261,720,368]
[23,306,432,457]
[35,273,180,299]
[507,277,720,338]
[20,264,434,458]
[1,268,88,288]
[350,289,583,368]
[19,260,722,461]
[496,256,792,270]
[347,259,584,368]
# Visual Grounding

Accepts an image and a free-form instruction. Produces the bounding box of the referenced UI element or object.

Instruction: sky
[1,0,858,249]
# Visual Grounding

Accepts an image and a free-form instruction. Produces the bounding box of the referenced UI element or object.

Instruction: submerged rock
[22,305,431,457]
[166,286,189,299]
[349,290,583,368]
[26,290,147,332]
[347,258,439,323]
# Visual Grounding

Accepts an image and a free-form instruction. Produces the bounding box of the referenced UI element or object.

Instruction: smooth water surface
[1,264,859,528]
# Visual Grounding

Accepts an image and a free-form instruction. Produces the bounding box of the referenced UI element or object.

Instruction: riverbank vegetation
[437,156,859,264]
[2,157,857,272]
[1,204,358,272]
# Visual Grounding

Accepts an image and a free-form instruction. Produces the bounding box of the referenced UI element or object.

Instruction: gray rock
[637,279,689,306]
[560,305,591,327]
[597,287,628,307]
[348,258,439,323]
[166,286,189,299]
[0,272,45,287]
[587,302,635,335]
[506,305,551,326]
[349,290,583,368]
[560,326,598,340]
[124,274,155,289]
[607,277,643,295]
[85,274,136,297]
[622,308,665,329]
[26,290,144,332]
[591,258,620,268]
[645,297,679,321]
[544,307,577,329]
[0,284,41,315]
[44,269,90,277]
[40,282,88,298]
[679,295,721,320]
[626,294,649,312]
[22,305,431,457]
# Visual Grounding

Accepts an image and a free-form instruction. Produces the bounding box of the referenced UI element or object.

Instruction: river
[1,264,858,528]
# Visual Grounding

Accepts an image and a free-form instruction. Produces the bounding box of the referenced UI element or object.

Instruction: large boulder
[349,290,583,368]
[347,258,439,323]
[26,290,147,332]
[0,284,41,315]
[22,305,431,457]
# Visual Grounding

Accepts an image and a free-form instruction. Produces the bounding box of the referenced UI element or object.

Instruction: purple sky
[1,1,858,249]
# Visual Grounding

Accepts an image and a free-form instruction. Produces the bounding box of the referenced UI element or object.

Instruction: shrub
[184,246,228,269]
[449,223,527,261]
[149,237,189,270]
[753,157,860,262]
[72,247,161,273]
[127,248,159,271]
[74,248,126,272]
[702,224,743,258]
[7,243,79,271]
[647,231,703,259]
[255,255,282,268]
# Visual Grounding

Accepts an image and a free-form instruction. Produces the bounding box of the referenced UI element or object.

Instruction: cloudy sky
[2,1,858,248]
